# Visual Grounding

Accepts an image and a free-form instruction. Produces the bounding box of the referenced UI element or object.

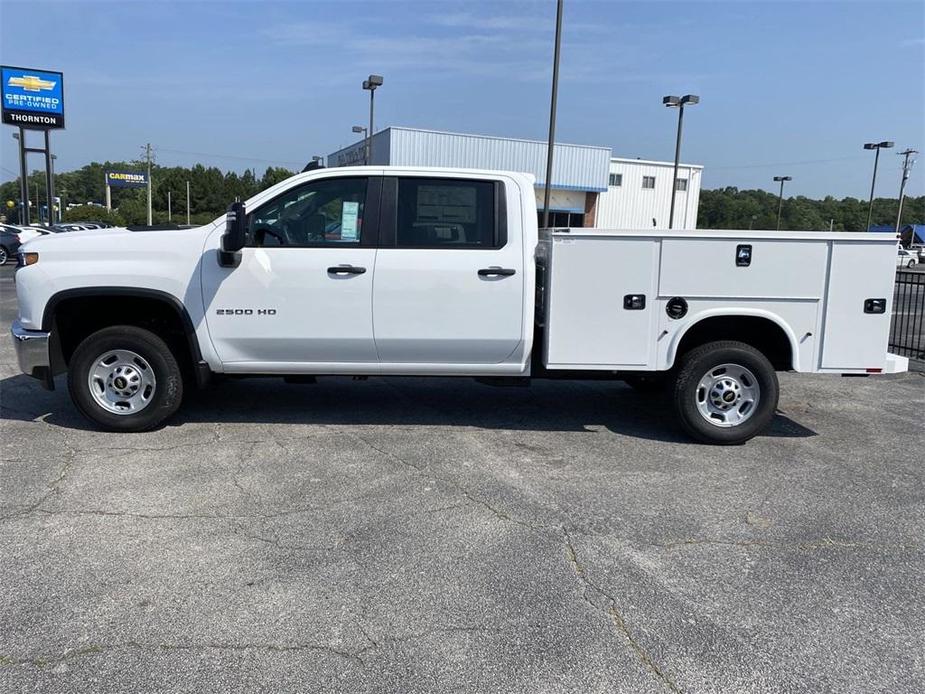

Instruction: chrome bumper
[11,319,54,389]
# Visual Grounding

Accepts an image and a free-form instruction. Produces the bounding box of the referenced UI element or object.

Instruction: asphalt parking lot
[1,264,923,693]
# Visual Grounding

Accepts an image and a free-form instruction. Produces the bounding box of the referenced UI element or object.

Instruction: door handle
[327,265,366,275]
[478,267,516,277]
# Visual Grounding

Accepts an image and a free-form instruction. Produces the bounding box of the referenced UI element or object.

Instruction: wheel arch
[666,309,800,371]
[42,287,209,386]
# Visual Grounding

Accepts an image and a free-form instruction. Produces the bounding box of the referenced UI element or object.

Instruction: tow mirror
[219,201,246,267]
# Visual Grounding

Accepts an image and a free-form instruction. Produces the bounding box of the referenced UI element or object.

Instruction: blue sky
[1,0,923,198]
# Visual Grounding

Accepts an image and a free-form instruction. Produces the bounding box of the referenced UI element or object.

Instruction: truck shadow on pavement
[0,373,816,443]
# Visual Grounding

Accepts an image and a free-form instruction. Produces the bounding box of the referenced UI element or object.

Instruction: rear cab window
[394,178,503,249]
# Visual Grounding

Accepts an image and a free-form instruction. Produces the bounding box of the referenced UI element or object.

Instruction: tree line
[697,186,923,231]
[0,161,296,226]
[1,160,922,230]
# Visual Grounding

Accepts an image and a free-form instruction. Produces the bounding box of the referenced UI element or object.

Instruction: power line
[156,147,302,167]
[709,155,866,171]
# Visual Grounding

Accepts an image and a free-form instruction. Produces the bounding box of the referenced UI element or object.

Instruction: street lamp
[12,132,28,225]
[773,176,792,231]
[863,140,893,231]
[352,125,368,164]
[362,75,383,164]
[663,94,699,230]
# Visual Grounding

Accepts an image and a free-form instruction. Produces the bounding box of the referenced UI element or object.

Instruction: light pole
[773,176,791,231]
[352,125,368,164]
[542,0,564,229]
[895,148,917,234]
[863,140,893,231]
[663,94,699,230]
[362,75,383,164]
[12,132,28,225]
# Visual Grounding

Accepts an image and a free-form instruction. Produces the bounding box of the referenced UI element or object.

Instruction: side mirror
[219,201,246,267]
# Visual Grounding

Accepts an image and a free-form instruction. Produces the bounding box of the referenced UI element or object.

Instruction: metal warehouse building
[327,127,702,229]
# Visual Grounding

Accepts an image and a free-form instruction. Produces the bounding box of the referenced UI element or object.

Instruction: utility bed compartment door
[545,236,658,368]
[659,238,827,298]
[821,242,896,369]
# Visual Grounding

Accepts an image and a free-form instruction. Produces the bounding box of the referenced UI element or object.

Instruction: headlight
[17,252,39,267]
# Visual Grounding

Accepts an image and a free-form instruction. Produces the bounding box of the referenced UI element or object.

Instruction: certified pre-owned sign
[1,65,65,129]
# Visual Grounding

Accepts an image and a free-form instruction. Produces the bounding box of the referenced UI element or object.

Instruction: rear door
[201,175,380,367]
[372,175,524,365]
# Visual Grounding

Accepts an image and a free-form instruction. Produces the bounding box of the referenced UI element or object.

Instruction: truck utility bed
[538,228,904,374]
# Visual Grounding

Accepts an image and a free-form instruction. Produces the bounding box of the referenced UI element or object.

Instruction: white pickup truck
[11,166,907,443]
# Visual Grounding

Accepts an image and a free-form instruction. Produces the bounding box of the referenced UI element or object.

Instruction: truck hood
[21,224,217,252]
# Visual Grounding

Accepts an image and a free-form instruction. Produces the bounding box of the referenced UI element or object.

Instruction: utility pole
[895,148,918,235]
[144,142,153,225]
[186,180,190,225]
[167,191,172,222]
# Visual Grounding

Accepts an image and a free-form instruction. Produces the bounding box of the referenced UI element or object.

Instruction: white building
[599,158,702,230]
[327,127,702,229]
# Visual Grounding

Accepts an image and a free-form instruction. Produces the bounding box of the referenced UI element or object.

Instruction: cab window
[248,177,368,247]
[395,178,499,248]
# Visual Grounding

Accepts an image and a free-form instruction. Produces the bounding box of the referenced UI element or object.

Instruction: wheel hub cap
[695,363,760,428]
[88,349,156,415]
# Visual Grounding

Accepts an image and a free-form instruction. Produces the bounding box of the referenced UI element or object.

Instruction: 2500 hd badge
[215,308,277,316]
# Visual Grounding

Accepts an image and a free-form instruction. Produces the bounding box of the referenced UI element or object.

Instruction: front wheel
[68,326,184,432]
[0,246,8,265]
[672,341,779,445]
[907,260,916,269]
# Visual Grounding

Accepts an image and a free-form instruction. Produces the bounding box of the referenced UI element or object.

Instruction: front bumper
[11,319,54,389]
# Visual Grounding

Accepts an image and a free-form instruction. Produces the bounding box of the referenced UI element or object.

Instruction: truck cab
[201,168,537,375]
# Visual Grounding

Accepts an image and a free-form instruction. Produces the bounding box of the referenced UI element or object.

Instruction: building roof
[328,126,612,191]
[610,156,703,170]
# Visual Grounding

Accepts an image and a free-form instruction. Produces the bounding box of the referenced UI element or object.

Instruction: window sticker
[341,201,360,240]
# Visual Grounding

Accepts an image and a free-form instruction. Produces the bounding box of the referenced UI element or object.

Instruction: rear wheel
[68,326,184,432]
[673,340,778,445]
[0,246,8,265]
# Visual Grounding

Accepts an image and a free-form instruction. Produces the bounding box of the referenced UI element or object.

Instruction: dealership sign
[1,66,65,129]
[106,171,148,188]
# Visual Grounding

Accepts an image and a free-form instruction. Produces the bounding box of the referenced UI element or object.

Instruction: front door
[202,176,379,368]
[372,176,525,365]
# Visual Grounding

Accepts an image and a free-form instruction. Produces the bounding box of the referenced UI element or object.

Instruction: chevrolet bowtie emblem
[9,75,56,92]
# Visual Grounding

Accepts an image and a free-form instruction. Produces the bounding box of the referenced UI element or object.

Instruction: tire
[68,326,184,432]
[907,260,916,269]
[672,340,779,445]
[0,246,8,265]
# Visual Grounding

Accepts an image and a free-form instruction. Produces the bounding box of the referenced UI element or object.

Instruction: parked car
[10,166,907,444]
[0,227,22,264]
[1,224,46,243]
[897,249,917,269]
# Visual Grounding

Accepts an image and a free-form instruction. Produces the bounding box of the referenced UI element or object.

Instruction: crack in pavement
[563,528,681,693]
[2,624,503,672]
[0,430,78,521]
[1,640,364,669]
[644,536,917,552]
[338,431,687,692]
[343,430,550,535]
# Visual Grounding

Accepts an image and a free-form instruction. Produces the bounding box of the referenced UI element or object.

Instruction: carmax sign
[1,65,65,129]
[106,171,148,188]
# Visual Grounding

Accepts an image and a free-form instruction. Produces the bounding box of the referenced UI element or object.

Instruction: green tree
[62,204,125,226]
